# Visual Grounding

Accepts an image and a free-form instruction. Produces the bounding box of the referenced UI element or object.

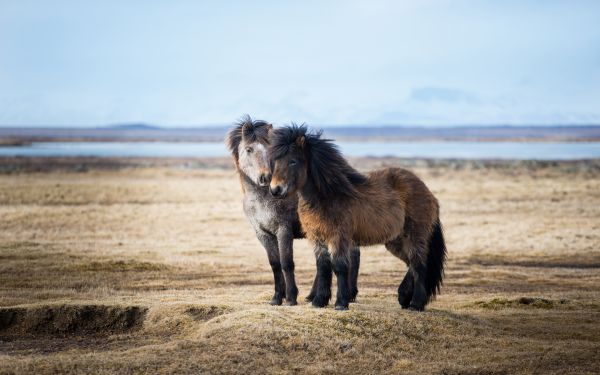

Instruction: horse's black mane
[226,114,272,161]
[271,123,367,200]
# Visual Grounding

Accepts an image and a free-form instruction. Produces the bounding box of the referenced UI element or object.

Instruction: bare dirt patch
[0,305,147,336]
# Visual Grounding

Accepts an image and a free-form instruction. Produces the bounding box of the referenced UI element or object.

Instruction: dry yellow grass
[0,159,599,374]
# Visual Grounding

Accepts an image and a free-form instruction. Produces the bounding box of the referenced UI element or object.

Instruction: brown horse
[269,124,446,311]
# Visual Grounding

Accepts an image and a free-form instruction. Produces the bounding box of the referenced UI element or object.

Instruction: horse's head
[226,115,273,187]
[268,124,310,198]
[270,123,366,200]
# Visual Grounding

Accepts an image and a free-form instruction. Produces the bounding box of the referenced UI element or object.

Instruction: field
[0,157,599,374]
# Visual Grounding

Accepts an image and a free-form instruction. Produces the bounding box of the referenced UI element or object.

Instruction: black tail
[425,219,447,302]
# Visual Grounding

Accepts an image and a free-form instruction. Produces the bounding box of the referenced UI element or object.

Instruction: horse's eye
[289,159,297,166]
[246,147,253,153]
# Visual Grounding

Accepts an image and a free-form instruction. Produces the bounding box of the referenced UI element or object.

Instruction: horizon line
[2,123,600,129]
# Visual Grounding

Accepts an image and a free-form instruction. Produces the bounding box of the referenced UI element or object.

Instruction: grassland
[0,157,599,374]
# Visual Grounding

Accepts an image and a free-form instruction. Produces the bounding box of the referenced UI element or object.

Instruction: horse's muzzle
[259,173,271,187]
[269,185,286,198]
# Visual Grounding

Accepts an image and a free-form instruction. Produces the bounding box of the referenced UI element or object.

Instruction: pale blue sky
[1,0,599,127]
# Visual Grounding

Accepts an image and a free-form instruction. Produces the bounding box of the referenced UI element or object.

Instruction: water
[0,141,599,160]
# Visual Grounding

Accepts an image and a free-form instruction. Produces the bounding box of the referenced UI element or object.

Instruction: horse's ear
[241,122,253,140]
[296,135,306,149]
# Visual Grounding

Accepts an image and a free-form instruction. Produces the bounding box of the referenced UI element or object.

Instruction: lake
[0,141,599,160]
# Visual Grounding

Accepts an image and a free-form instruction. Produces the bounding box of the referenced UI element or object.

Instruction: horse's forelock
[227,115,271,160]
[270,123,310,160]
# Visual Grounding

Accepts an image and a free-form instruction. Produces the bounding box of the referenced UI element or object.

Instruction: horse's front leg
[349,245,360,302]
[310,242,332,308]
[331,238,351,310]
[277,226,298,305]
[256,230,285,305]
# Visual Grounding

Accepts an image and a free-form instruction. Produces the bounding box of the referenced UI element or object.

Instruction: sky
[1,0,599,127]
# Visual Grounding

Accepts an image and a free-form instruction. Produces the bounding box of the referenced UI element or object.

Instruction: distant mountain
[105,123,161,130]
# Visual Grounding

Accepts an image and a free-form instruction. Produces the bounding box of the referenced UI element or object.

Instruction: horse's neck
[299,180,335,214]
[302,156,365,205]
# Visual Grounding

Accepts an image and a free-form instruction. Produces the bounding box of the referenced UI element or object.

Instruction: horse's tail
[425,219,447,302]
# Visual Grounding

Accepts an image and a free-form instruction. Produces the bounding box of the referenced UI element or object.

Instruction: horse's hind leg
[349,246,360,302]
[405,237,429,311]
[305,274,318,302]
[408,262,427,311]
[397,271,413,308]
[256,230,286,305]
[385,237,413,308]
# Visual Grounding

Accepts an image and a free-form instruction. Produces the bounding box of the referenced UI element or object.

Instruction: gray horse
[226,116,360,306]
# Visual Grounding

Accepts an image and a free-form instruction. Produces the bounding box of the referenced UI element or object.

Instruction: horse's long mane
[271,124,367,200]
[226,115,272,161]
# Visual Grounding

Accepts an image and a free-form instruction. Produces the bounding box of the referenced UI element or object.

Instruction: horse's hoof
[270,298,283,306]
[286,300,298,306]
[407,304,424,312]
[398,298,411,309]
[311,294,330,308]
[398,292,413,308]
[335,305,349,311]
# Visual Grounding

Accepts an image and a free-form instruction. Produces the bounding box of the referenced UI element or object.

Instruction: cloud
[1,1,599,126]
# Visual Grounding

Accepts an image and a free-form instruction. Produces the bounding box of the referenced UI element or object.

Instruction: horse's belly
[352,205,405,246]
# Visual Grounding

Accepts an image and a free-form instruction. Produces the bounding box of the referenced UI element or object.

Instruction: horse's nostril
[260,174,271,185]
[270,185,282,197]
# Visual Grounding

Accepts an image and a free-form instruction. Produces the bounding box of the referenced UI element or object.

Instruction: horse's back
[347,169,407,245]
[368,167,439,233]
